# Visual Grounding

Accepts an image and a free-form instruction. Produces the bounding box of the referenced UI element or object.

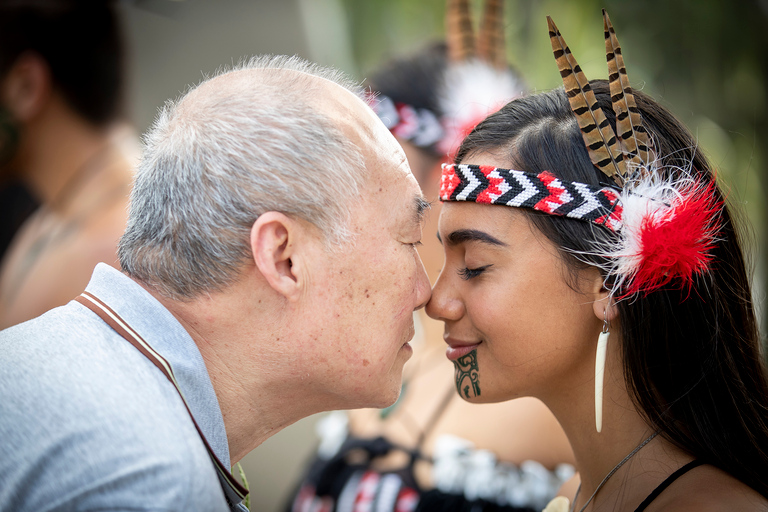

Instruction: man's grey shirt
[0,263,247,511]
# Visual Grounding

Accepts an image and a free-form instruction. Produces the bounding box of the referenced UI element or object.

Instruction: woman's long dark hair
[455,80,768,497]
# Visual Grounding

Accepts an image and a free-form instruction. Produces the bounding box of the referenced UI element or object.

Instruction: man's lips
[445,338,481,361]
[403,324,415,346]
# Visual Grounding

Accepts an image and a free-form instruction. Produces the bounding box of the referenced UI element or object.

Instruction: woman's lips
[445,339,481,361]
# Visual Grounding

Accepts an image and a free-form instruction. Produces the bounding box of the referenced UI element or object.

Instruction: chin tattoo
[453,349,481,399]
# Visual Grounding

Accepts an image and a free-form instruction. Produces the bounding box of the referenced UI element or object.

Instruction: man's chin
[374,376,408,410]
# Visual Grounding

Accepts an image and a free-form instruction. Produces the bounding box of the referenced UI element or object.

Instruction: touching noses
[426,265,464,321]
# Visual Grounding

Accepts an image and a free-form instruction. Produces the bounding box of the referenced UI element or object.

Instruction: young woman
[427,11,768,512]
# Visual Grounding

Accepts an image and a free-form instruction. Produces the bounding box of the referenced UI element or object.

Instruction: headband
[440,163,623,231]
[370,94,444,151]
[440,10,722,298]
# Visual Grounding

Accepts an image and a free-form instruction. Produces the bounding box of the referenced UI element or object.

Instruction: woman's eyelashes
[458,264,492,280]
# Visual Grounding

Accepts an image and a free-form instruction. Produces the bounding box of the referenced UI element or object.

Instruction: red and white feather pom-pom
[594,170,723,298]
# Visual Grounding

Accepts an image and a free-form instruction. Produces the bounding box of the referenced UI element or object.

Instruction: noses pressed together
[425,266,464,323]
[413,255,432,313]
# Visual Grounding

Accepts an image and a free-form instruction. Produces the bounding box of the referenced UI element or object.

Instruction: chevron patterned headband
[440,163,623,231]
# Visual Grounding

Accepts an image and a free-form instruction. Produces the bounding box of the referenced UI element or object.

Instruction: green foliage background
[341,0,768,332]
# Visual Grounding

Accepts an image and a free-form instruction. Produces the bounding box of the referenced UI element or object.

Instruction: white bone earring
[595,311,610,433]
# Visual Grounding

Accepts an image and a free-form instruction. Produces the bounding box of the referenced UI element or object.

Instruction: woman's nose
[426,267,464,322]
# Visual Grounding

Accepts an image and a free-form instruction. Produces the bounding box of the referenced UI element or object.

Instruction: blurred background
[117,0,767,510]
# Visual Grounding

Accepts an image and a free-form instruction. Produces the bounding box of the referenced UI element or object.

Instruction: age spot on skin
[453,349,481,399]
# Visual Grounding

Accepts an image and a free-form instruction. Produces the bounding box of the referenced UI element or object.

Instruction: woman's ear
[585,268,618,324]
[250,212,306,301]
[592,288,618,324]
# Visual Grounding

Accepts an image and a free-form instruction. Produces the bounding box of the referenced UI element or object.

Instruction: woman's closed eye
[458,264,492,280]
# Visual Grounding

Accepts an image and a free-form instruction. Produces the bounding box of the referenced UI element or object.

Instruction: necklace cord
[571,431,659,512]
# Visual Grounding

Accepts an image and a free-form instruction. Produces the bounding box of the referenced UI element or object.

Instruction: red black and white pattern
[440,163,623,231]
[441,162,723,298]
[369,94,444,150]
[291,470,418,512]
[367,60,525,157]
[590,173,723,297]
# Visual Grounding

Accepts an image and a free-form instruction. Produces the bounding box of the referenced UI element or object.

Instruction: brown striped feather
[478,0,505,69]
[447,0,475,62]
[603,10,651,170]
[547,16,624,182]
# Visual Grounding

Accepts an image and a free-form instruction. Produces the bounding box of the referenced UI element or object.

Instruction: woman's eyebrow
[444,229,507,247]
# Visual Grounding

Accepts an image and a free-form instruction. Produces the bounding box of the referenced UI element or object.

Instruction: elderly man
[0,56,430,511]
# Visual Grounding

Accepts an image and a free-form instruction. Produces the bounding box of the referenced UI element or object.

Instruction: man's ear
[2,52,51,122]
[250,212,307,301]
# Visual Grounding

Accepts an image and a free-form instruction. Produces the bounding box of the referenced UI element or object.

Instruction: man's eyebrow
[444,229,507,247]
[414,196,431,223]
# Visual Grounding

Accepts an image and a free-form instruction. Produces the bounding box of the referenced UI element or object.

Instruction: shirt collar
[83,263,232,468]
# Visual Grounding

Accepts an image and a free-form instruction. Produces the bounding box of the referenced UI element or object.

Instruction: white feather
[574,163,703,298]
[438,60,526,155]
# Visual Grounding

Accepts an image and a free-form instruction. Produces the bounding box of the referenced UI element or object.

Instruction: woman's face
[426,159,606,404]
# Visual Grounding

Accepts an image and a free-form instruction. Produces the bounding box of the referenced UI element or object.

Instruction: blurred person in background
[287,2,576,511]
[0,0,138,329]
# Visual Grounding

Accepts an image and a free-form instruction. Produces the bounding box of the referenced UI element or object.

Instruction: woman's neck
[541,338,663,509]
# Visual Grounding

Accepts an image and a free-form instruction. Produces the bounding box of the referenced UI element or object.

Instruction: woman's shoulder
[651,464,767,511]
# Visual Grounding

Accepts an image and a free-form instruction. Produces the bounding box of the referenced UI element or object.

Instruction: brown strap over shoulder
[74,291,248,506]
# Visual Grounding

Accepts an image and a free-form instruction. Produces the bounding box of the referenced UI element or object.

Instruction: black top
[286,379,572,512]
[286,432,542,512]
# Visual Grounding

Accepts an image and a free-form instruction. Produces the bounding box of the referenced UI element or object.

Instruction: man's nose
[413,254,431,311]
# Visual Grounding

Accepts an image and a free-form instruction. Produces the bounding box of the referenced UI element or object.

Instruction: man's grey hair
[118,55,367,300]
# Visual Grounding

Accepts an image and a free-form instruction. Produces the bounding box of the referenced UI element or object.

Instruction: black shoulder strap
[634,459,704,512]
